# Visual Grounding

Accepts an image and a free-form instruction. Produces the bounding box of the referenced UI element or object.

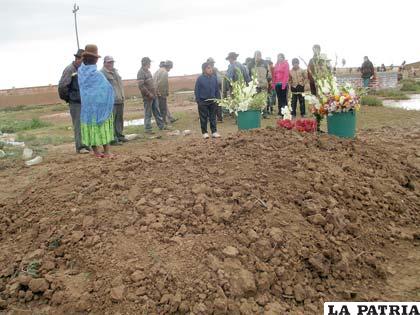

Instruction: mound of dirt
[0,127,419,314]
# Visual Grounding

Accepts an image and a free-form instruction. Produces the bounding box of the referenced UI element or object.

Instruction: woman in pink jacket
[272,53,289,117]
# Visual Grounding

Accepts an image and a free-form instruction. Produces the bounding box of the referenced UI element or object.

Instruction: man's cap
[104,56,115,63]
[207,57,215,63]
[225,52,239,60]
[74,49,85,58]
[165,60,173,68]
[141,57,152,64]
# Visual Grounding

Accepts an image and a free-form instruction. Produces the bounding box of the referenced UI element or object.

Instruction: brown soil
[0,126,419,315]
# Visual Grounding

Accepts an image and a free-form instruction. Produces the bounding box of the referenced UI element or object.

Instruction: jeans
[197,100,217,134]
[291,85,305,117]
[157,96,169,124]
[143,97,164,131]
[113,103,125,140]
[275,83,288,116]
[363,77,370,88]
[309,80,317,95]
[69,102,83,152]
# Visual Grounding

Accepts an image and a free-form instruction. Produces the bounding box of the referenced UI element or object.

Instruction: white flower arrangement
[281,105,292,120]
[216,70,267,114]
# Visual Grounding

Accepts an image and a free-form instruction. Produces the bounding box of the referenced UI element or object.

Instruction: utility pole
[72,3,80,49]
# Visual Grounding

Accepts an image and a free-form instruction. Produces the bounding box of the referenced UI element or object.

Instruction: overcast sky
[0,0,419,89]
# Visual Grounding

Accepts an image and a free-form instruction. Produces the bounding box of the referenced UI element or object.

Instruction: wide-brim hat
[226,52,239,60]
[74,49,84,58]
[82,44,101,58]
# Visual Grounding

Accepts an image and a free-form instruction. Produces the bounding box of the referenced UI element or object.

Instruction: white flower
[305,95,320,109]
[322,84,330,94]
[339,96,345,104]
[281,106,292,120]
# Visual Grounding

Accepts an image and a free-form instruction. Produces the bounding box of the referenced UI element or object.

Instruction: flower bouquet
[304,54,362,133]
[216,70,267,114]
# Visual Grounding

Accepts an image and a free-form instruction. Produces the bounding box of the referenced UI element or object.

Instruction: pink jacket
[272,61,290,90]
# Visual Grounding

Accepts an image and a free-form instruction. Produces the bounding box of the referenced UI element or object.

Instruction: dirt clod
[28,278,49,293]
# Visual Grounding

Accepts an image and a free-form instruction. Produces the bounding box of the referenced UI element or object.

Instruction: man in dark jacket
[224,52,251,97]
[194,62,221,139]
[58,49,90,153]
[361,56,375,88]
[207,57,223,122]
[137,57,165,133]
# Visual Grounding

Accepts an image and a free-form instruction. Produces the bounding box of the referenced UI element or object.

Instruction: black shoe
[119,137,128,143]
[170,118,179,123]
[110,140,123,146]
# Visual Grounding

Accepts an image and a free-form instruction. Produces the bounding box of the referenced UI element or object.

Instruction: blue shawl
[78,63,114,125]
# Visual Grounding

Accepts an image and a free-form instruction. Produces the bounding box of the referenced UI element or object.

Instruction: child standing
[194,62,221,139]
[289,58,307,118]
[272,53,290,117]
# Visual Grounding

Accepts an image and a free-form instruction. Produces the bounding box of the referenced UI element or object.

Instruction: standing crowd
[58,44,177,156]
[58,43,373,152]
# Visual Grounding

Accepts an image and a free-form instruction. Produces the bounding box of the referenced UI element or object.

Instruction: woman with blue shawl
[78,44,115,158]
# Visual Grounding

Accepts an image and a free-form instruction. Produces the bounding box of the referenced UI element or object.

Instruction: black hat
[74,49,84,58]
[165,60,173,68]
[226,52,239,60]
[141,57,152,65]
[159,61,166,67]
[202,62,211,73]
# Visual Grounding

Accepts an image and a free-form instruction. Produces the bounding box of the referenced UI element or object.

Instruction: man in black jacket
[58,49,90,153]
[361,56,375,88]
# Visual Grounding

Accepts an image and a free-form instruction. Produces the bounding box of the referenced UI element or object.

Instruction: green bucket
[237,110,261,130]
[327,111,356,138]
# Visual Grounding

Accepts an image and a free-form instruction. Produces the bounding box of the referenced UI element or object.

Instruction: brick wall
[0,75,198,108]
[336,72,398,90]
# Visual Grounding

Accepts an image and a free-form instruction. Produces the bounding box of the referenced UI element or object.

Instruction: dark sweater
[58,62,81,104]
[361,60,375,78]
[194,74,220,103]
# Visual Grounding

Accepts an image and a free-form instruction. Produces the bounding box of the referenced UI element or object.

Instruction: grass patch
[0,105,28,112]
[50,103,68,112]
[0,118,52,133]
[16,133,73,146]
[0,103,66,113]
[371,89,409,100]
[400,80,420,92]
[361,95,383,106]
[0,104,50,113]
[25,260,41,278]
